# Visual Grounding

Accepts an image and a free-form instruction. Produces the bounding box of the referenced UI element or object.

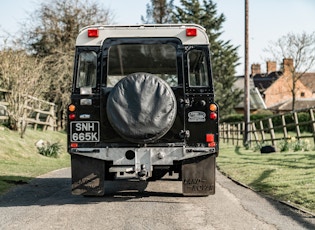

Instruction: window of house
[301,92,305,97]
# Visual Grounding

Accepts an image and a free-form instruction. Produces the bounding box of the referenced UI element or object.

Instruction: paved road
[0,168,314,230]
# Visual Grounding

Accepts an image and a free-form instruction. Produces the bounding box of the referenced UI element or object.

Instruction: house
[262,58,315,112]
[234,58,315,113]
[252,61,282,95]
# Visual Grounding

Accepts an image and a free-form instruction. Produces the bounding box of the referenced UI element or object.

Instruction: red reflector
[209,112,217,120]
[88,29,99,37]
[206,134,214,142]
[208,142,216,147]
[70,143,78,148]
[69,113,76,120]
[186,28,197,36]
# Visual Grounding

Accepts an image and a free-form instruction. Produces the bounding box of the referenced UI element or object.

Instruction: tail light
[70,142,78,148]
[68,104,76,112]
[206,133,216,147]
[209,103,218,120]
[68,104,76,120]
[69,113,76,120]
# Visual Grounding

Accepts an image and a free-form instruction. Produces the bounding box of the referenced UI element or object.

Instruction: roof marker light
[88,29,99,37]
[186,28,197,36]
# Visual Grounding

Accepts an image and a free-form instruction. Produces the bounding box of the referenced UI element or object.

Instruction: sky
[0,0,314,75]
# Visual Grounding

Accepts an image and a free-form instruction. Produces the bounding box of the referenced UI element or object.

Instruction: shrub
[278,139,290,152]
[37,142,61,158]
[292,140,303,152]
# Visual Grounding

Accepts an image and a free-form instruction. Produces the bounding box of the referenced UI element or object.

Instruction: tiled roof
[252,71,282,92]
[268,98,315,111]
[299,72,315,92]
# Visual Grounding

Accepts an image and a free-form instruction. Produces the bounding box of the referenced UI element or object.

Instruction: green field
[218,142,315,213]
[0,127,70,195]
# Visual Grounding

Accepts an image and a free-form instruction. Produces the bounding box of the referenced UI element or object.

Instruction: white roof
[76,24,209,46]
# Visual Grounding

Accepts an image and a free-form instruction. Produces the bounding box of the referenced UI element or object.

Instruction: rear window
[107,44,177,87]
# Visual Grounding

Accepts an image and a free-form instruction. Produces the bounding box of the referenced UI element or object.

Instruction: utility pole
[244,0,250,146]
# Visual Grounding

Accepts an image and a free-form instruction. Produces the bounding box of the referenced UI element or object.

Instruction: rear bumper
[70,146,217,181]
[69,146,216,165]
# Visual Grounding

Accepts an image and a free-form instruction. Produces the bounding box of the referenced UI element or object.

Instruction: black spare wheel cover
[106,72,177,143]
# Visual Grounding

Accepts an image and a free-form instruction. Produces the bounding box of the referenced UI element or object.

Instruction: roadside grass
[217,142,315,213]
[0,126,70,195]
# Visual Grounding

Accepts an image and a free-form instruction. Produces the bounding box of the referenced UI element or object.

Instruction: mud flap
[71,154,105,196]
[182,154,215,196]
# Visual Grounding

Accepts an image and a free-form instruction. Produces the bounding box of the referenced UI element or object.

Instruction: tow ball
[137,164,148,180]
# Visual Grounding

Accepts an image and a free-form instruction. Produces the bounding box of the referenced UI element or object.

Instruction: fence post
[268,118,275,146]
[251,122,259,144]
[237,123,241,146]
[227,123,231,144]
[309,109,315,145]
[259,120,266,142]
[293,112,301,140]
[281,114,288,140]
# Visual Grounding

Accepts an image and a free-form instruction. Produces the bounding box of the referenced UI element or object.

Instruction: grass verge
[0,127,70,195]
[217,142,315,213]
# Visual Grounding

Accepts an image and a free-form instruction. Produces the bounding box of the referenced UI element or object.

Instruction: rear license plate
[70,121,100,142]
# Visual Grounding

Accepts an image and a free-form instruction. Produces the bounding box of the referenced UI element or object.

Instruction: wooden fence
[0,89,56,131]
[220,108,315,147]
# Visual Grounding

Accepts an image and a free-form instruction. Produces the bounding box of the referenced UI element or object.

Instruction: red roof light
[88,29,99,37]
[186,28,197,36]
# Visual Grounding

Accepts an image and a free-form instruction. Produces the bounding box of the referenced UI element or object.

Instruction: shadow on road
[0,169,183,207]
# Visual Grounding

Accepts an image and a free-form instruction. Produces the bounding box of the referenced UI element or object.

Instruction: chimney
[251,64,261,76]
[283,58,294,76]
[266,61,277,74]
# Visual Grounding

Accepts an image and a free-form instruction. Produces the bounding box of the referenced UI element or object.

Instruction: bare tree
[264,31,315,110]
[18,0,114,130]
[0,49,47,137]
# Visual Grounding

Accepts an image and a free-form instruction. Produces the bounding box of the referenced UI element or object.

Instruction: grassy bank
[217,142,315,213]
[0,127,70,195]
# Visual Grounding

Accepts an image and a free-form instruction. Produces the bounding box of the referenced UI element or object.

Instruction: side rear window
[188,50,209,87]
[76,51,97,88]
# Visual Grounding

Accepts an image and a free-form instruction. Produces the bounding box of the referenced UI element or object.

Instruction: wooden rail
[0,89,56,131]
[220,108,315,147]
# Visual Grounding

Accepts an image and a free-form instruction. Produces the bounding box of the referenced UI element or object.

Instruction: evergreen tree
[173,0,242,116]
[141,0,175,24]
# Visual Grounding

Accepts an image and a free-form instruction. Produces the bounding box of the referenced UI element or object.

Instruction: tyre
[106,72,177,143]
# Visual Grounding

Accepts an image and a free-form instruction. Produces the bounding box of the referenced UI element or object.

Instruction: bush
[278,139,290,152]
[37,142,61,158]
